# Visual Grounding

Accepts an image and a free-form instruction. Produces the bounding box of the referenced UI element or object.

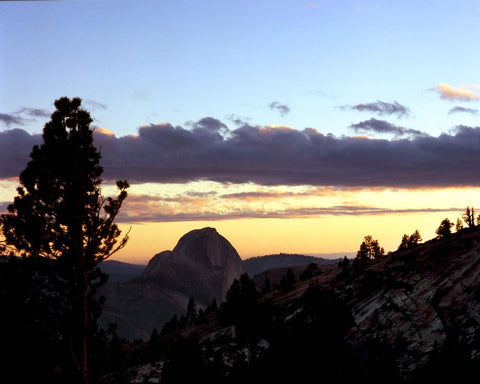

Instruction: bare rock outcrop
[332,229,480,379]
[101,227,244,339]
[142,227,244,302]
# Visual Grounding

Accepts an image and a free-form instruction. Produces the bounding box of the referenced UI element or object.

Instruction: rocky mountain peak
[141,227,244,301]
[172,227,240,268]
[102,227,245,339]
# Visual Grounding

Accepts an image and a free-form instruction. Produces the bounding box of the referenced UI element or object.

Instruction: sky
[1,0,480,263]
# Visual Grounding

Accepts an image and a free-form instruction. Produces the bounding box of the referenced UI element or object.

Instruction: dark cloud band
[3,121,480,188]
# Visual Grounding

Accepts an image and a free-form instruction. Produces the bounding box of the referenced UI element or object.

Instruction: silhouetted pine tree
[186,297,198,324]
[355,235,384,267]
[0,97,129,384]
[436,218,453,239]
[300,263,318,280]
[261,276,271,294]
[462,206,476,228]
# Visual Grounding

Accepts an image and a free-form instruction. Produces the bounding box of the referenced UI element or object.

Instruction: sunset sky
[1,0,480,263]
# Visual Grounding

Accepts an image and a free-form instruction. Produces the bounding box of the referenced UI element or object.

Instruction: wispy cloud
[340,100,410,118]
[16,107,50,118]
[84,99,107,110]
[0,107,50,128]
[0,113,24,127]
[432,83,479,101]
[116,196,461,223]
[447,106,478,115]
[349,118,426,138]
[269,101,290,117]
[220,188,332,202]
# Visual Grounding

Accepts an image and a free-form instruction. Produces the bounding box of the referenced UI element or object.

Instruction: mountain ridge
[100,226,480,382]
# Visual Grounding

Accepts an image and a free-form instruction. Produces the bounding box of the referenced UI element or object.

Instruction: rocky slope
[263,227,480,380]
[103,227,480,382]
[337,228,480,379]
[100,227,244,339]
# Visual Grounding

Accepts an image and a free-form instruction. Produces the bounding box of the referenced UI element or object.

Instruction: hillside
[99,246,340,339]
[99,227,480,383]
[100,260,145,283]
[243,253,338,277]
[103,253,336,285]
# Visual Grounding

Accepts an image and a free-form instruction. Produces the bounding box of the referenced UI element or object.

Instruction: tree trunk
[72,131,89,384]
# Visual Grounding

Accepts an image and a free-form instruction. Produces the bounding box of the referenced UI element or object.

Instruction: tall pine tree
[0,97,129,384]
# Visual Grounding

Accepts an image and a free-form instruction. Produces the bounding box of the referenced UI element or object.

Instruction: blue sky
[2,0,479,137]
[2,0,480,261]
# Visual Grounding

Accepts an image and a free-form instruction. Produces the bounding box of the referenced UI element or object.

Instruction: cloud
[226,114,251,127]
[0,113,24,127]
[0,129,41,176]
[433,83,479,101]
[340,101,410,118]
[447,106,478,115]
[220,188,332,202]
[17,107,50,118]
[115,193,461,223]
[5,121,480,189]
[269,101,290,117]
[187,116,229,137]
[84,99,107,110]
[349,118,426,138]
[0,107,50,128]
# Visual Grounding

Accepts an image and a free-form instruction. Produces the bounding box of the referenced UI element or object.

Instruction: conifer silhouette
[0,97,129,384]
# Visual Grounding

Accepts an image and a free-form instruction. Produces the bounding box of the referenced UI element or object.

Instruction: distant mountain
[243,253,339,277]
[100,227,244,339]
[99,260,145,283]
[102,252,341,285]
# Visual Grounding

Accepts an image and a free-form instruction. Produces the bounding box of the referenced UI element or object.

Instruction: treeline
[160,263,321,339]
[338,205,480,273]
[436,206,480,238]
[150,272,361,384]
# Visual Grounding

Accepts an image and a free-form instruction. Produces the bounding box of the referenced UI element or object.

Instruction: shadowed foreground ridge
[100,227,480,383]
[334,226,480,380]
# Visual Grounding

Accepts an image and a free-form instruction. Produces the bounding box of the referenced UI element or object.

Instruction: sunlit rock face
[337,229,480,378]
[101,227,244,339]
[142,227,245,302]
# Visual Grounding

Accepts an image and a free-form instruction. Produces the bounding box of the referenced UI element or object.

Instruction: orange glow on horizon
[1,178,478,265]
[113,210,460,264]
